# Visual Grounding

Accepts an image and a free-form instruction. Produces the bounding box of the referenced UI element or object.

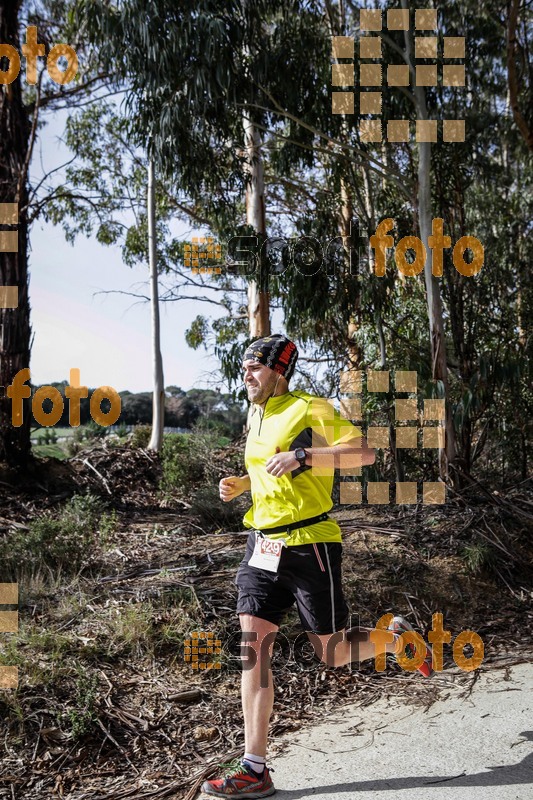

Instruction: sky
[27,109,226,394]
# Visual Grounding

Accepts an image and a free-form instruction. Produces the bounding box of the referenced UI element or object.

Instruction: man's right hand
[219,475,248,502]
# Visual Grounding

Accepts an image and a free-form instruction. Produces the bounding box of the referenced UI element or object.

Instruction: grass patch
[32,443,68,460]
[461,541,496,574]
[0,493,109,580]
[64,670,99,739]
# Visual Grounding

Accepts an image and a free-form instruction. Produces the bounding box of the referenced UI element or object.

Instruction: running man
[201,334,433,798]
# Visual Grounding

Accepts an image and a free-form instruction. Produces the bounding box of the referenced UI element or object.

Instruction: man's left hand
[265,446,299,478]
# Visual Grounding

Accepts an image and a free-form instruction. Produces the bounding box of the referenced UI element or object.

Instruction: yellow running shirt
[243,390,362,546]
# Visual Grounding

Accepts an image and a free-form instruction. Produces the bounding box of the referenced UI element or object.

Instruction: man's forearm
[240,474,251,491]
[305,440,375,468]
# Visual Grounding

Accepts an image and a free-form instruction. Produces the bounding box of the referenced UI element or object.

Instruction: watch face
[295,448,306,462]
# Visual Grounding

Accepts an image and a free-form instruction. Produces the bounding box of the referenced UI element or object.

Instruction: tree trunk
[338,177,361,369]
[339,178,361,368]
[402,0,457,479]
[242,113,270,338]
[0,0,32,466]
[417,141,456,476]
[507,0,533,151]
[147,158,165,452]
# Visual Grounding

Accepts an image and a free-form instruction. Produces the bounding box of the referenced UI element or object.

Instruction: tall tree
[0,0,107,465]
[506,0,532,151]
[0,0,32,465]
[243,114,271,338]
[147,158,164,451]
[400,0,457,476]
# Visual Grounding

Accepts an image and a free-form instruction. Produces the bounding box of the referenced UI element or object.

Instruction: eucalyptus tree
[0,0,32,465]
[73,0,531,485]
[506,0,532,151]
[0,0,109,466]
[146,157,165,449]
[245,0,529,481]
[77,0,284,339]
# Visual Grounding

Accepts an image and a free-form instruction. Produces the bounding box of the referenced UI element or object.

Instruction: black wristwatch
[294,447,307,467]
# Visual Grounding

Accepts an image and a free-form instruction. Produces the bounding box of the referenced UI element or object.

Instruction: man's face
[242,359,280,404]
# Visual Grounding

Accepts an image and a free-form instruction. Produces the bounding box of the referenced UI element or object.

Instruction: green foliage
[0,494,107,578]
[461,542,496,575]
[99,510,118,550]
[160,433,204,493]
[65,671,99,740]
[131,424,152,448]
[40,429,58,445]
[185,315,209,350]
[83,420,107,441]
[63,0,531,488]
[32,444,68,461]
[115,423,128,438]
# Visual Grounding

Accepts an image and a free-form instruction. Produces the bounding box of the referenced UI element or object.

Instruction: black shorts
[235,531,350,634]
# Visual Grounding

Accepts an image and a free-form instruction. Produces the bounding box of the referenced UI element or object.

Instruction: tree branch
[36,73,112,110]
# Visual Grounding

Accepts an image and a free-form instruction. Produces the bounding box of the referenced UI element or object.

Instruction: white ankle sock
[243,753,266,774]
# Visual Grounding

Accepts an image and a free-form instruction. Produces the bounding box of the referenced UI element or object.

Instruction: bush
[65,671,99,740]
[83,420,107,441]
[66,439,81,457]
[0,494,107,578]
[131,424,152,448]
[41,428,59,445]
[73,427,85,443]
[160,433,204,493]
[461,541,495,575]
[116,423,128,438]
[161,428,247,528]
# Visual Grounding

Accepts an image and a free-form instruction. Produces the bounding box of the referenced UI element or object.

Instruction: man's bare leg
[307,626,399,667]
[239,613,279,756]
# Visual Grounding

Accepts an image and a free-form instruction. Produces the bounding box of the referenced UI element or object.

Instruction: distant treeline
[30,384,246,437]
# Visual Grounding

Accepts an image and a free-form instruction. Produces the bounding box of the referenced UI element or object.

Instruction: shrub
[83,420,107,441]
[41,429,59,445]
[66,440,81,457]
[73,427,84,443]
[461,541,495,575]
[131,424,152,448]
[65,671,99,740]
[160,433,204,493]
[0,494,106,578]
[116,422,128,438]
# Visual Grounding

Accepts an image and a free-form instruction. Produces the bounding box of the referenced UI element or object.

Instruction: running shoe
[201,758,276,797]
[388,615,434,677]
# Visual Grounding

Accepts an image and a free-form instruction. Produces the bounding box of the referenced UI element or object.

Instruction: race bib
[248,532,286,572]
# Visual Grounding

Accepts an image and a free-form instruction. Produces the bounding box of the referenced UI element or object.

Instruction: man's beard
[247,374,279,404]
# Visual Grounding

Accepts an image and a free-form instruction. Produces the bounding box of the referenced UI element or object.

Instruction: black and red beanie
[243,334,298,382]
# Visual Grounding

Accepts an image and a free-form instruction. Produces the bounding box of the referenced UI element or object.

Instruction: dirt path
[260,662,533,800]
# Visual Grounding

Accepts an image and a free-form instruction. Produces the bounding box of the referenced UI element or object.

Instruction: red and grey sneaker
[388,615,434,677]
[201,759,276,798]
